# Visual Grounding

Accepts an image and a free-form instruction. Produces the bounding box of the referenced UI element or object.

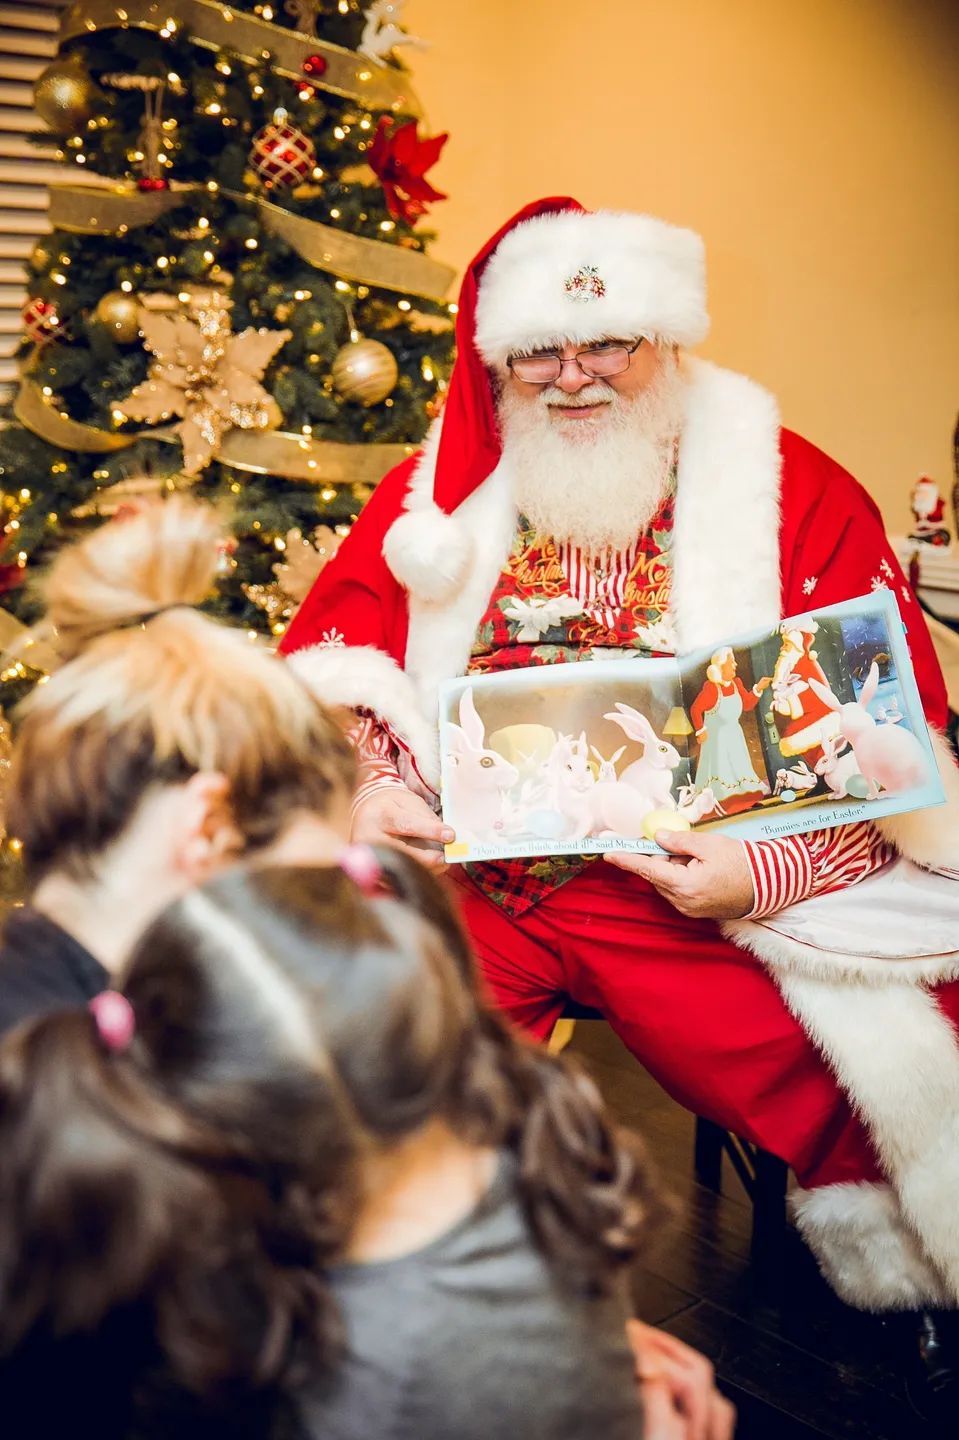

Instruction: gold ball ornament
[33,57,98,135]
[331,338,398,406]
[95,291,141,343]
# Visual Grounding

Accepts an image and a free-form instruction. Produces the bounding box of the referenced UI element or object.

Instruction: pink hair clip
[338,843,383,896]
[89,991,136,1053]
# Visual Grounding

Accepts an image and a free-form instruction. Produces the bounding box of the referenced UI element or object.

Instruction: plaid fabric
[466,482,676,916]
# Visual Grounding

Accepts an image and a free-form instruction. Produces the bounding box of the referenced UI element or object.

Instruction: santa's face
[505,337,668,433]
[495,340,686,553]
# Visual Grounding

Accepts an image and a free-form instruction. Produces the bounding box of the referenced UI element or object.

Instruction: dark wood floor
[568,1021,940,1440]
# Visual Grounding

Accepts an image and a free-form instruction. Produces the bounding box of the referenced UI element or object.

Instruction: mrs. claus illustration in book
[690,647,771,812]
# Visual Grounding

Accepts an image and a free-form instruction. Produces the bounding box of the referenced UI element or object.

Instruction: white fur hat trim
[382,505,474,604]
[474,209,709,366]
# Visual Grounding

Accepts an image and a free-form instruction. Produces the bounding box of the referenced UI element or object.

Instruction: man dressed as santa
[283,198,959,1369]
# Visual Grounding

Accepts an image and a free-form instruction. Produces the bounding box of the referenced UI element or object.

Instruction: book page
[439,591,944,863]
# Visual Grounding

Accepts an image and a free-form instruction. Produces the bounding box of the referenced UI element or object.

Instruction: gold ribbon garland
[59,0,421,115]
[14,378,414,485]
[15,375,136,452]
[47,183,456,301]
[257,195,455,300]
[216,426,413,483]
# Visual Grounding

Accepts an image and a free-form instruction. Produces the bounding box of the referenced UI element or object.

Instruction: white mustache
[541,383,614,409]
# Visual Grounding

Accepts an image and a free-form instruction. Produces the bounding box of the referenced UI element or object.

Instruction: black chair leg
[694,1116,725,1192]
[751,1149,790,1262]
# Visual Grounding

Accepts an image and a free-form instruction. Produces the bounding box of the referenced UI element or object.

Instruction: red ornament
[302,54,328,78]
[137,175,170,192]
[367,116,448,227]
[22,296,60,344]
[250,110,317,187]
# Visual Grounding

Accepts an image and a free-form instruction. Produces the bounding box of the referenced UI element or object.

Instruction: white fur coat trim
[791,1182,953,1310]
[287,642,442,790]
[776,973,959,1304]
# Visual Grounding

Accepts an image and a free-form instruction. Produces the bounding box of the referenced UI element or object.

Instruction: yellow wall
[407,0,959,532]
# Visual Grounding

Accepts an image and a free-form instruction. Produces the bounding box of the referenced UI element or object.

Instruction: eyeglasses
[506,340,643,385]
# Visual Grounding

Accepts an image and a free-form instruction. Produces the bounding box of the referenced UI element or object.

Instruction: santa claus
[282,198,959,1374]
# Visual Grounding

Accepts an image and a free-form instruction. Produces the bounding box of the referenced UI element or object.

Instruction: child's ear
[176,772,243,880]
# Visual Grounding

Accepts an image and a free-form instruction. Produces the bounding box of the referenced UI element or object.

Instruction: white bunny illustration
[544,733,652,840]
[773,759,818,797]
[813,733,861,800]
[808,663,929,800]
[445,688,519,842]
[604,704,681,811]
[677,784,725,822]
[590,744,626,782]
[543,732,596,841]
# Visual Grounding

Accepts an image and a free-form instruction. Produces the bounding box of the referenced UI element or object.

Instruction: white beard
[497,358,687,553]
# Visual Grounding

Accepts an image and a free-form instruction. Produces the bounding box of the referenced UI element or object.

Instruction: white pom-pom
[382,506,473,603]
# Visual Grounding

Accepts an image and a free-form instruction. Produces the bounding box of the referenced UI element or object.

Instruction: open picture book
[439,590,944,863]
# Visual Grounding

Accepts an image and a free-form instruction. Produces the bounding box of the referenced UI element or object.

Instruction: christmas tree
[0,0,455,712]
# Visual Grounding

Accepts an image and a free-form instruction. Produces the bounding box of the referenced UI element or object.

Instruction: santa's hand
[351,785,453,873]
[605,829,754,919]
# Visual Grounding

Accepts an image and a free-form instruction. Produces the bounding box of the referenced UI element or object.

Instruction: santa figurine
[282,198,959,1403]
[909,473,951,547]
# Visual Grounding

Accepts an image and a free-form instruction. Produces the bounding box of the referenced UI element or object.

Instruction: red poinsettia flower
[367,116,448,226]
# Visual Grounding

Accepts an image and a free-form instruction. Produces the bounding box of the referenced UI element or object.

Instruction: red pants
[451,864,884,1191]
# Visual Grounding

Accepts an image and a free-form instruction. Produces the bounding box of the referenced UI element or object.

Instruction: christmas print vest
[464,480,676,915]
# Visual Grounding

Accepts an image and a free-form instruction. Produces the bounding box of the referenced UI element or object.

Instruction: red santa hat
[383,197,709,601]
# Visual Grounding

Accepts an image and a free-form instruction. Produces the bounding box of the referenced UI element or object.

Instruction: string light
[293,289,311,300]
[120,280,133,292]
[274,536,285,550]
[203,250,214,262]
[216,61,232,74]
[198,217,210,229]
[245,238,258,249]
[397,299,411,311]
[167,72,180,84]
[312,166,324,179]
[448,303,459,314]
[206,102,222,115]
[329,208,341,219]
[379,220,394,232]
[207,179,219,192]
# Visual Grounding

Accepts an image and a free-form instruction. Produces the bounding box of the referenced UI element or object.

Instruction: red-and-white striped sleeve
[345,712,405,817]
[557,541,639,629]
[743,823,897,919]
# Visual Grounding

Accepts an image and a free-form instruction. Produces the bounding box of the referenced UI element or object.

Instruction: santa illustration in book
[770,617,839,762]
[282,198,959,1384]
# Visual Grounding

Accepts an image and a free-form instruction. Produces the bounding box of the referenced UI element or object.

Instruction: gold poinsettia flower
[115,293,291,475]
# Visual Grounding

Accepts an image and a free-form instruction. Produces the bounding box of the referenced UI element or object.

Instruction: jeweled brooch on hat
[564,264,606,302]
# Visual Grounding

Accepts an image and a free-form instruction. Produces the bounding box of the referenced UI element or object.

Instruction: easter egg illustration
[641,809,692,842]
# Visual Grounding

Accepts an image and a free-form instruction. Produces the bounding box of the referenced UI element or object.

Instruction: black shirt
[0,908,108,1038]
